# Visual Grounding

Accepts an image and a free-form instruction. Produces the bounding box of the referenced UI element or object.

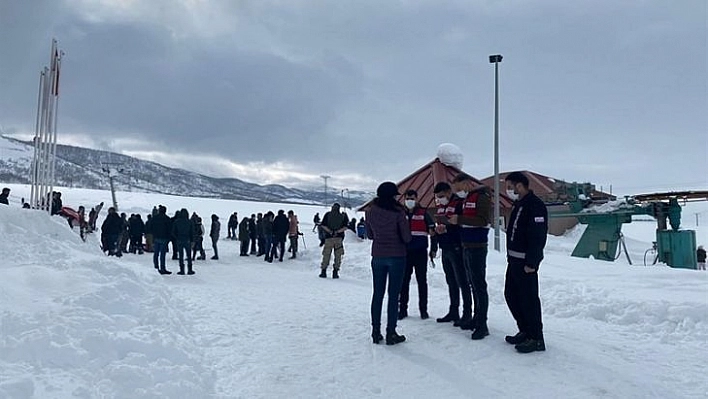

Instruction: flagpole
[48,51,61,206]
[30,71,44,208]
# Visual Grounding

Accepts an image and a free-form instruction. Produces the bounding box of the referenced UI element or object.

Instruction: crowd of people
[364,172,550,352]
[98,204,303,275]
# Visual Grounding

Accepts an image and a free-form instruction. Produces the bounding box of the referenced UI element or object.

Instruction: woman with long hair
[365,181,412,345]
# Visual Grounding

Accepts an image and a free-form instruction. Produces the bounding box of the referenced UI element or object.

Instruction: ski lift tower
[101,163,124,211]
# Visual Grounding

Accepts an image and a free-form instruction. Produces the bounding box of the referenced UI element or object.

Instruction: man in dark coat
[50,192,63,215]
[210,214,221,260]
[151,205,172,274]
[238,216,251,256]
[504,171,548,353]
[271,210,290,262]
[0,187,10,205]
[249,214,258,254]
[262,212,274,262]
[256,213,265,256]
[101,207,124,257]
[128,214,145,254]
[172,208,195,275]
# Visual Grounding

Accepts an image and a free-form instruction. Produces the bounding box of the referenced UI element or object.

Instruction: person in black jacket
[262,212,275,262]
[101,207,124,257]
[128,214,145,254]
[503,171,548,354]
[192,216,206,261]
[256,213,265,256]
[151,205,173,274]
[172,208,195,275]
[697,245,706,270]
[0,187,10,205]
[271,210,290,262]
[249,214,258,254]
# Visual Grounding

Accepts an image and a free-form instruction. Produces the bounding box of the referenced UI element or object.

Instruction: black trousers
[399,248,428,313]
[505,257,543,339]
[463,246,488,326]
[271,237,286,261]
[240,239,250,255]
[441,246,472,316]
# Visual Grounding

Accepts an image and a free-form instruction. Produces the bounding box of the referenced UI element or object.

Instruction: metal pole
[48,54,61,204]
[493,60,501,252]
[30,71,44,209]
[320,175,330,207]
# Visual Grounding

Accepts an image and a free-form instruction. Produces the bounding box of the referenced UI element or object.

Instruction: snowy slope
[1,185,707,398]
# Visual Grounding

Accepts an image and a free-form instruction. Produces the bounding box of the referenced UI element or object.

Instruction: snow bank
[0,206,215,398]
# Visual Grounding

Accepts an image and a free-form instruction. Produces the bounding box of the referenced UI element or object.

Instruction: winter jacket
[698,248,707,263]
[365,203,412,257]
[321,210,348,239]
[210,220,221,240]
[172,213,194,242]
[435,196,463,249]
[406,206,435,250]
[248,219,257,239]
[288,215,299,237]
[273,214,289,239]
[238,218,250,241]
[0,193,8,205]
[506,190,548,269]
[458,186,492,247]
[151,213,171,240]
[128,216,145,237]
[101,213,123,236]
[193,222,205,240]
[262,217,274,237]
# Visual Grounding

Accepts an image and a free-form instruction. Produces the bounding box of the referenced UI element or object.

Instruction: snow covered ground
[1,184,707,398]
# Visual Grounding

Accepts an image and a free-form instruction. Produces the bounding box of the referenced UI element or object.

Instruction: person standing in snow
[192,216,206,260]
[287,210,300,259]
[101,207,124,257]
[262,212,275,262]
[0,187,10,205]
[697,246,706,270]
[271,210,289,262]
[239,216,251,256]
[144,214,154,252]
[398,189,436,320]
[503,172,548,353]
[249,214,258,254]
[449,173,492,340]
[256,213,265,256]
[151,205,173,275]
[432,182,472,326]
[210,214,221,260]
[172,208,195,275]
[319,203,349,279]
[365,181,411,345]
[312,212,321,232]
[227,212,238,240]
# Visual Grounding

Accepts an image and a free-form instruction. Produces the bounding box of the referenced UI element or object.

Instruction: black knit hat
[376,181,400,198]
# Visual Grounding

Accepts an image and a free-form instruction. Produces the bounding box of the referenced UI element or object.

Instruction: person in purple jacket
[365,181,412,346]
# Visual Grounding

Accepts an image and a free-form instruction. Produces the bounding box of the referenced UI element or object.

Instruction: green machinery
[550,191,707,268]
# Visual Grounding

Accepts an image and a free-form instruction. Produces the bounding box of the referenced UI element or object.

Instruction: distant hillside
[0,135,370,206]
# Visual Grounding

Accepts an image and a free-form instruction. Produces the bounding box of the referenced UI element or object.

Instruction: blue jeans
[153,239,168,270]
[371,256,406,333]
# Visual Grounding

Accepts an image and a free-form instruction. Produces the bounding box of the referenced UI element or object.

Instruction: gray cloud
[0,0,705,195]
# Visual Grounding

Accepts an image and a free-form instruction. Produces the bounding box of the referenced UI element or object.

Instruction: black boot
[177,265,185,275]
[397,309,408,320]
[515,337,545,353]
[458,316,476,330]
[386,330,406,345]
[420,310,429,320]
[372,328,383,344]
[332,270,339,279]
[319,270,327,278]
[187,266,195,275]
[505,332,527,345]
[471,323,489,340]
[159,267,172,275]
[436,310,459,323]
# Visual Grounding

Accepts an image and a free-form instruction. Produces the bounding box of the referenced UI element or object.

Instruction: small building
[359,157,514,223]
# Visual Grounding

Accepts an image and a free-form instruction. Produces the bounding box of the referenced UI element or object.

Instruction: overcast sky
[1,0,706,195]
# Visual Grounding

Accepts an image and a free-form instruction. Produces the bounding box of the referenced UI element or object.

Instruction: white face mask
[506,189,519,200]
[456,190,468,198]
[435,197,449,206]
[404,199,416,209]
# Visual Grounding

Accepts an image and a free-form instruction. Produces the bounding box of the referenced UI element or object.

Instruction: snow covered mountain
[0,135,371,205]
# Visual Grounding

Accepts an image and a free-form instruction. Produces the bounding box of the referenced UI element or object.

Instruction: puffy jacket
[365,203,412,257]
[101,213,123,235]
[273,214,289,239]
[458,186,492,247]
[151,213,171,240]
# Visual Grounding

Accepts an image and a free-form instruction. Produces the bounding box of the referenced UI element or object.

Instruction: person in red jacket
[449,173,492,340]
[398,189,436,320]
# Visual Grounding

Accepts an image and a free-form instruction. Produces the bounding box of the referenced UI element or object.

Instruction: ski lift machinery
[549,190,708,269]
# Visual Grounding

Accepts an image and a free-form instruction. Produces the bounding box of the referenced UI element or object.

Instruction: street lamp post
[489,54,503,252]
